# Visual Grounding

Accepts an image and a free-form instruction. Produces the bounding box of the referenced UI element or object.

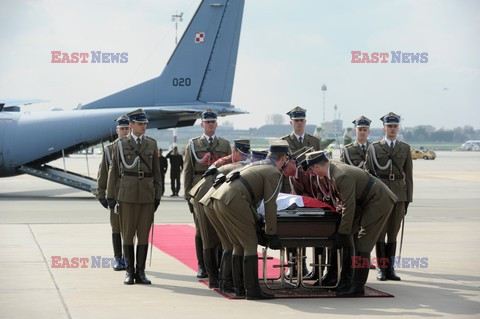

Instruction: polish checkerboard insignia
[195,32,205,43]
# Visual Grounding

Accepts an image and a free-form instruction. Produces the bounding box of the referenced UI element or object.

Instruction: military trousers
[119,202,154,245]
[212,199,257,256]
[377,201,405,244]
[192,199,221,249]
[203,202,234,250]
[355,183,396,252]
[110,210,121,234]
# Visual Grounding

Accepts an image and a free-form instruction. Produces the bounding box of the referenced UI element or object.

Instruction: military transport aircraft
[0,0,245,193]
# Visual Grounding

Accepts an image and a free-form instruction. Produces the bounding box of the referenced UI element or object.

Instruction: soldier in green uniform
[200,146,270,297]
[107,109,162,285]
[365,112,413,281]
[340,116,372,167]
[281,106,321,278]
[188,139,250,289]
[304,151,397,296]
[206,140,292,300]
[183,108,231,278]
[96,115,130,271]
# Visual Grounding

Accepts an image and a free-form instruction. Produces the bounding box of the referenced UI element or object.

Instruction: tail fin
[81,0,244,109]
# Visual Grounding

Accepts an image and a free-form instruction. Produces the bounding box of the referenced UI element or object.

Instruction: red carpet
[150,224,280,278]
[150,224,393,299]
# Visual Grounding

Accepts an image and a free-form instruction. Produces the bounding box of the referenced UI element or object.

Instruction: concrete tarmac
[0,151,479,318]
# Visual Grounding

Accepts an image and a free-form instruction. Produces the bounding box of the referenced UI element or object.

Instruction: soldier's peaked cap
[114,115,130,127]
[201,108,217,121]
[292,146,314,169]
[251,149,268,160]
[268,139,290,153]
[287,106,306,120]
[233,139,250,153]
[304,150,328,169]
[352,115,371,128]
[380,112,400,124]
[127,109,149,123]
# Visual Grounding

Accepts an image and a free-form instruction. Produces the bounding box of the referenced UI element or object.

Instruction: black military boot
[203,248,220,288]
[219,249,235,293]
[112,233,126,271]
[243,255,275,300]
[135,245,151,284]
[335,247,353,293]
[386,242,401,281]
[232,255,245,297]
[195,236,207,278]
[376,243,387,281]
[336,252,370,296]
[316,248,339,287]
[123,245,135,285]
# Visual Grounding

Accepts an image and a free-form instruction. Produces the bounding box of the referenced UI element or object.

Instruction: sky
[0,0,479,130]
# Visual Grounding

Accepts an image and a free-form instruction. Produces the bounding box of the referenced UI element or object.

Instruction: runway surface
[0,151,479,318]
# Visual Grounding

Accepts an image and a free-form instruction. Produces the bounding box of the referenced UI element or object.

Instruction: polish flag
[258,193,336,215]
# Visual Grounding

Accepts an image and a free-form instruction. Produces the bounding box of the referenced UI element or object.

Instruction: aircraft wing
[0,99,47,107]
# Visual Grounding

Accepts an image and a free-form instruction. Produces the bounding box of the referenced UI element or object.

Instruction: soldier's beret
[286,106,306,120]
[380,112,400,124]
[127,108,149,123]
[352,115,371,128]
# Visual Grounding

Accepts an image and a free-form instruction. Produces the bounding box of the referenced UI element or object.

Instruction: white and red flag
[195,32,205,43]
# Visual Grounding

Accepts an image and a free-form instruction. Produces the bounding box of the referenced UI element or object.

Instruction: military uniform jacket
[97,142,114,199]
[365,139,413,202]
[290,169,317,198]
[340,140,370,167]
[183,135,231,199]
[210,162,282,235]
[329,161,397,235]
[189,154,239,201]
[198,162,245,207]
[107,135,162,203]
[281,132,321,153]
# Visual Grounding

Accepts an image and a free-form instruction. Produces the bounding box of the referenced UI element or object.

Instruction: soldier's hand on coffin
[404,202,410,215]
[266,234,282,250]
[107,198,117,209]
[187,202,195,214]
[98,198,108,209]
[154,199,160,212]
[334,233,354,249]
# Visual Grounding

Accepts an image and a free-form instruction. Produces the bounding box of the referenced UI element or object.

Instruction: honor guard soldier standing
[183,108,231,278]
[340,116,372,167]
[97,115,130,271]
[281,106,321,278]
[207,140,292,300]
[166,146,183,196]
[107,109,162,285]
[303,151,397,296]
[365,112,413,282]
